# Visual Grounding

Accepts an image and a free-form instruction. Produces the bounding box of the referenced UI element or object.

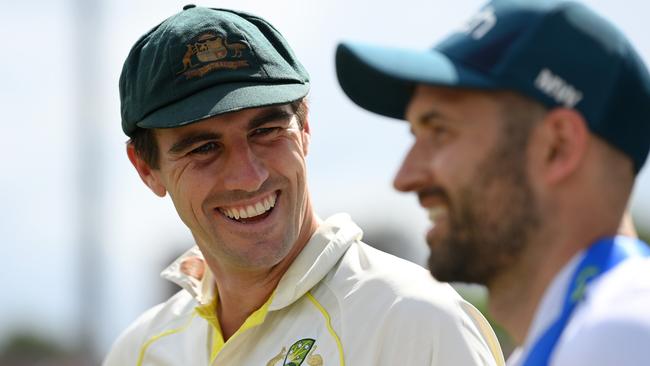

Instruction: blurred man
[104,5,503,365]
[336,0,650,365]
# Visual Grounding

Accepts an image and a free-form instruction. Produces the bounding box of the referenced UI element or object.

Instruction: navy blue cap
[336,0,650,173]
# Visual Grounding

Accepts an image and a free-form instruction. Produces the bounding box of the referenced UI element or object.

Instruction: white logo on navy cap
[459,6,497,40]
[535,68,583,107]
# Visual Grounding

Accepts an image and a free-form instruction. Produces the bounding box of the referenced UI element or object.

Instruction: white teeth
[220,192,278,221]
[428,207,446,222]
[255,202,265,215]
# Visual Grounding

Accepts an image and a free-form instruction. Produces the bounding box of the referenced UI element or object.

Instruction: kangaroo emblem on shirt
[306,346,323,366]
[266,346,286,366]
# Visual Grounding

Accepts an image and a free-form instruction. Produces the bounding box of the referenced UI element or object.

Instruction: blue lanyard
[522,236,650,366]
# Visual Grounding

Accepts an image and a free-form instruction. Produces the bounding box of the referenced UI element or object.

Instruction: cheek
[168,167,214,214]
[430,147,459,173]
[435,145,484,187]
[257,139,308,172]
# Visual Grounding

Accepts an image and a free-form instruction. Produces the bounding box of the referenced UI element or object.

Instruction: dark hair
[496,91,546,147]
[128,98,308,169]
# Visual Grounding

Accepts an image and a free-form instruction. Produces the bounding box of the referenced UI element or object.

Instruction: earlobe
[126,144,167,197]
[540,108,589,184]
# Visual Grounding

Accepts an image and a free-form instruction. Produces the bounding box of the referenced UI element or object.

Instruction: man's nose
[222,142,269,192]
[393,141,432,193]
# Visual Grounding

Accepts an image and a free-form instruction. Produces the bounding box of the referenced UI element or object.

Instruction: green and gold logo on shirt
[266,338,322,366]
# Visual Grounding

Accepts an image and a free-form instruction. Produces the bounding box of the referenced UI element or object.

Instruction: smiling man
[103,5,503,366]
[336,0,650,365]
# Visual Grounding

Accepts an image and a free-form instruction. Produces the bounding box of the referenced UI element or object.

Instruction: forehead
[405,85,505,126]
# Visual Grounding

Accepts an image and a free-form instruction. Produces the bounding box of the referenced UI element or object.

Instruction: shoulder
[553,257,650,365]
[330,240,463,304]
[102,290,197,365]
[326,241,502,365]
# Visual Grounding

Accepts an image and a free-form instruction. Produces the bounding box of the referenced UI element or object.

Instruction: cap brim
[137,81,310,130]
[336,42,496,120]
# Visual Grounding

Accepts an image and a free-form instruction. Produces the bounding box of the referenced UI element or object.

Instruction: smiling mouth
[428,206,447,223]
[217,192,278,223]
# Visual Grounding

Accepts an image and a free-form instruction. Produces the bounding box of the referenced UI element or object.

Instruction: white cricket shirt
[104,213,503,365]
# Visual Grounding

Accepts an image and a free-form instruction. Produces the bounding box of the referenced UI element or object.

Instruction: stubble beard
[427,131,541,286]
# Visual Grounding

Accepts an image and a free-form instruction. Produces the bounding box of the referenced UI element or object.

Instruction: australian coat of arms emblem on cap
[177,32,251,79]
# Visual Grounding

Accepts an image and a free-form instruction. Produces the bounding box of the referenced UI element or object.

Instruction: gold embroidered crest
[177,32,251,79]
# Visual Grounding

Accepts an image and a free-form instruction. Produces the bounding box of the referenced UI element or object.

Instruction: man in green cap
[104,5,502,365]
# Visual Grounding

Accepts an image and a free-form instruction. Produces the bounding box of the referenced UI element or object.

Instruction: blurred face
[147,104,314,271]
[394,86,540,285]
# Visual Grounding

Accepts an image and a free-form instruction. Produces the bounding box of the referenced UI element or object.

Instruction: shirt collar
[160,245,215,305]
[269,213,361,310]
[160,213,362,309]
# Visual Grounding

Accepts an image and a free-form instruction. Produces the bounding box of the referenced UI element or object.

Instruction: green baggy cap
[119,5,310,137]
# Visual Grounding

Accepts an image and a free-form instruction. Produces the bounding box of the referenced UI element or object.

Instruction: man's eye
[430,124,452,140]
[190,142,218,155]
[251,127,281,137]
[432,125,448,136]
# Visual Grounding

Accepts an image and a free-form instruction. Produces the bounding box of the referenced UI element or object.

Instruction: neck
[487,241,561,345]
[491,157,631,344]
[207,211,322,340]
[488,216,622,344]
[214,270,281,340]
[487,218,582,344]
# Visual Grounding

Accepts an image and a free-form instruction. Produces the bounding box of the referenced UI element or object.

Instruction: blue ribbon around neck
[522,236,650,366]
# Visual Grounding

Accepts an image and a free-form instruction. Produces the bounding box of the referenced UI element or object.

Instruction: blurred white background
[1,0,648,362]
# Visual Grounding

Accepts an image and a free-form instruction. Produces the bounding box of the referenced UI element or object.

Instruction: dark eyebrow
[168,132,220,155]
[167,107,293,154]
[248,108,294,130]
[416,110,444,126]
[408,110,441,133]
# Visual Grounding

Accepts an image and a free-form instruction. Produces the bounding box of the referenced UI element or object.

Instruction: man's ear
[300,117,311,156]
[126,144,167,197]
[536,108,589,185]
